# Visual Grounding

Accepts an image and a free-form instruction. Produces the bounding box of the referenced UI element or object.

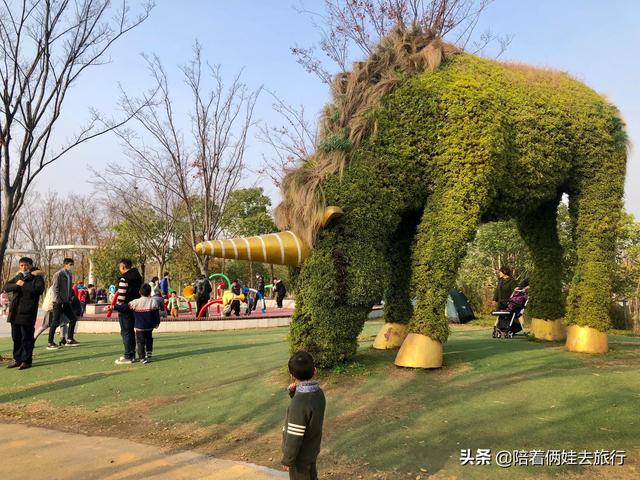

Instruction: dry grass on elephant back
[275,25,459,248]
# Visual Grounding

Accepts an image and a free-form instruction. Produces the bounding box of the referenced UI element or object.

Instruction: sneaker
[141,357,150,364]
[65,339,80,347]
[46,343,60,350]
[115,357,133,365]
[18,362,31,370]
[146,352,152,359]
[59,338,67,347]
[7,360,20,368]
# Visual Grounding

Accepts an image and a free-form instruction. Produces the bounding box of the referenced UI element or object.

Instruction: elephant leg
[395,184,488,368]
[517,198,566,341]
[373,215,417,349]
[564,146,626,353]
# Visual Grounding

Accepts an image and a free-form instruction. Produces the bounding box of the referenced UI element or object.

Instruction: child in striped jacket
[114,283,160,364]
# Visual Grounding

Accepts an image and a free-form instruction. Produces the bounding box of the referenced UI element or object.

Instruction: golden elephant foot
[566,325,608,353]
[530,318,566,341]
[394,333,443,368]
[372,323,408,349]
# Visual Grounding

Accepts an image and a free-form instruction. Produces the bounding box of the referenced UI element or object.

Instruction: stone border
[76,316,292,334]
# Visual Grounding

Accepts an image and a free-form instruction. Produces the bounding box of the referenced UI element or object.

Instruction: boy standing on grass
[282,352,326,480]
[114,283,160,364]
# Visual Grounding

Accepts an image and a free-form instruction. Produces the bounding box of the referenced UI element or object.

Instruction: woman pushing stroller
[492,267,529,338]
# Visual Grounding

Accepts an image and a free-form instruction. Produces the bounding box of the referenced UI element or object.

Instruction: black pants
[289,463,318,480]
[48,302,78,343]
[135,330,153,359]
[118,310,136,360]
[230,300,240,316]
[12,323,35,365]
[196,299,209,317]
[277,294,285,308]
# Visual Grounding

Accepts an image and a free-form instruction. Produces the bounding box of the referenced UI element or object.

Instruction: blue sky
[44,0,639,217]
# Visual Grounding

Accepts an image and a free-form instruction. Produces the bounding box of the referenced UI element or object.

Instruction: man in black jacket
[110,258,142,365]
[194,274,212,317]
[273,278,287,309]
[3,257,45,370]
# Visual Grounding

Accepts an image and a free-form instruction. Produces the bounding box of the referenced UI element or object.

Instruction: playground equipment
[209,273,231,290]
[182,286,194,298]
[196,26,627,367]
[198,274,259,317]
[198,298,223,317]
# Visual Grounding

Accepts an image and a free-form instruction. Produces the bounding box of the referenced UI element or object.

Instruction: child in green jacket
[282,352,326,480]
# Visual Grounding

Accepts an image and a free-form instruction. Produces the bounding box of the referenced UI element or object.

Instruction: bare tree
[256,91,316,187]
[0,0,153,279]
[293,0,512,83]
[258,1,511,189]
[19,191,106,282]
[19,190,62,281]
[93,177,181,278]
[97,44,261,275]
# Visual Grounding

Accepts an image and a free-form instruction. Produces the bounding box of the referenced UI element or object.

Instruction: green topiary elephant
[197,26,627,368]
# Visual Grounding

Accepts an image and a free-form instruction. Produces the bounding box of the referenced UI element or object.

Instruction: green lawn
[1,322,639,479]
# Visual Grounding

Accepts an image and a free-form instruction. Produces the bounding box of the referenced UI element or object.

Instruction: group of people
[1,255,326,479]
[1,256,165,368]
[2,256,88,369]
[193,273,288,318]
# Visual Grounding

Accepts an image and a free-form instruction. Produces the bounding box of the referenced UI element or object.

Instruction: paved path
[1,423,287,480]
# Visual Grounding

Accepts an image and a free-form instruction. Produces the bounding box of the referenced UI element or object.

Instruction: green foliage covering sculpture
[197,26,628,367]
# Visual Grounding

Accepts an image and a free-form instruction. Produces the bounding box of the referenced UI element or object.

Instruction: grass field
[1,321,639,479]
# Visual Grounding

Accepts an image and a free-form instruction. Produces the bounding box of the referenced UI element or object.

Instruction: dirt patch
[1,398,637,479]
[0,400,392,479]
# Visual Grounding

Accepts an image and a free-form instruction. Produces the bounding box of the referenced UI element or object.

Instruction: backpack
[71,295,82,316]
[42,286,54,312]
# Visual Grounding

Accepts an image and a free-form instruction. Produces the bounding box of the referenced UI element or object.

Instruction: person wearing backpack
[194,274,212,317]
[47,258,80,349]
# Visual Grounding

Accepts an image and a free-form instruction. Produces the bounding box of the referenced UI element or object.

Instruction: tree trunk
[634,280,640,333]
[0,214,14,283]
[200,255,210,277]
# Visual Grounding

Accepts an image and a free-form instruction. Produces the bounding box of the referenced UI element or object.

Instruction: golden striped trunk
[194,231,311,266]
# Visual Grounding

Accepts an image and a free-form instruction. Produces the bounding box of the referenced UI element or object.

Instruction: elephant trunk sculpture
[194,207,343,266]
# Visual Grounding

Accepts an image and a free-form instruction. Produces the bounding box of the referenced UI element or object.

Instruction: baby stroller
[492,279,529,339]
